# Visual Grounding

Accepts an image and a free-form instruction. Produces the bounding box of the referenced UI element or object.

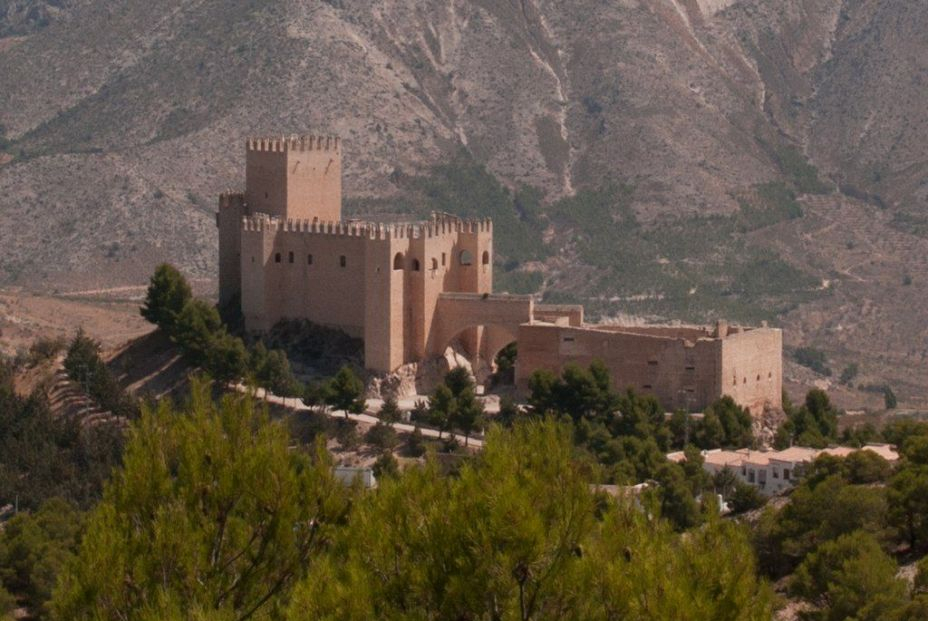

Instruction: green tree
[450,387,484,447]
[364,422,399,453]
[172,299,223,367]
[285,420,773,621]
[444,366,474,398]
[250,343,300,397]
[729,480,767,514]
[324,366,366,418]
[791,531,908,621]
[843,450,891,484]
[406,426,427,458]
[427,384,455,439]
[887,465,928,549]
[302,380,332,414]
[0,498,83,618]
[140,264,192,332]
[52,380,350,621]
[884,386,898,410]
[754,474,889,577]
[287,421,597,620]
[206,333,248,383]
[372,452,399,479]
[581,512,774,620]
[377,396,401,424]
[704,396,753,448]
[0,363,123,510]
[651,461,701,531]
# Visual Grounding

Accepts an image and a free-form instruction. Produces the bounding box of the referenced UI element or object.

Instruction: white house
[667,444,899,496]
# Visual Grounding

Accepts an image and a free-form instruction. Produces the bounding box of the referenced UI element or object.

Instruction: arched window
[482,250,490,265]
[288,251,294,264]
[274,252,281,263]
[307,254,313,265]
[412,258,421,272]
[339,255,347,268]
[393,252,404,270]
[441,252,447,266]
[459,250,473,266]
[431,258,438,270]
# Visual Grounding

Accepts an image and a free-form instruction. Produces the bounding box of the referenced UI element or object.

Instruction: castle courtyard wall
[516,324,782,413]
[219,134,784,411]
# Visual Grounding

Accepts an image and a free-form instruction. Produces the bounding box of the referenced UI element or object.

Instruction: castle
[218,135,782,414]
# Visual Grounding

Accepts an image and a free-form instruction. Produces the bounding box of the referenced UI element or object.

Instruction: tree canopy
[140,263,192,332]
[52,379,350,621]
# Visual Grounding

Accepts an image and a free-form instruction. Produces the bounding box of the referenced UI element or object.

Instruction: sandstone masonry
[218,135,782,414]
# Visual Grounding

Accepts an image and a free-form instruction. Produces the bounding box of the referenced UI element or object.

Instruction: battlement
[240,212,492,241]
[219,192,245,208]
[246,135,340,153]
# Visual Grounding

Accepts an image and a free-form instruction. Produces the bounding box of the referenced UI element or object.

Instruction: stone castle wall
[516,323,782,413]
[217,133,783,414]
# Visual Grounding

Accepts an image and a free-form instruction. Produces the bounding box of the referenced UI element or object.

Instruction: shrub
[365,422,399,453]
[793,347,831,376]
[372,452,399,479]
[26,336,67,367]
[406,426,427,458]
[729,480,767,514]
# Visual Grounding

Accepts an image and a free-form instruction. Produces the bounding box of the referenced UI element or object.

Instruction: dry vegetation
[1,0,926,407]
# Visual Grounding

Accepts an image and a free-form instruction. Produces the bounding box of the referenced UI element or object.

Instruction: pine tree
[325,366,366,418]
[140,264,192,333]
[51,379,350,620]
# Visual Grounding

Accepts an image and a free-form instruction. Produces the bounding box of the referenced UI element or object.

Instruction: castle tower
[245,135,342,222]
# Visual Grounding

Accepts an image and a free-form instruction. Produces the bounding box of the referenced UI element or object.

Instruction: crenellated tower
[245,135,342,222]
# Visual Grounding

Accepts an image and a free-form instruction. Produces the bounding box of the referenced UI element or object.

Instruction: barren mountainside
[0,0,926,404]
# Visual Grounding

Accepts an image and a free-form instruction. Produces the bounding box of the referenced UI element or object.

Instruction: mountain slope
[0,0,926,404]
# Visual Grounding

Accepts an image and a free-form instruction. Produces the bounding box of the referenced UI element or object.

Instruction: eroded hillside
[0,0,926,404]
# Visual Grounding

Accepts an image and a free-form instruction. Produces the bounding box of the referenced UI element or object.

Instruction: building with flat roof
[668,444,899,495]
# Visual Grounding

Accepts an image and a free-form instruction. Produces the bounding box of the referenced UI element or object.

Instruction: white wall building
[667,444,899,496]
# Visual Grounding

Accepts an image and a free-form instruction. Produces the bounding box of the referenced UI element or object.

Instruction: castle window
[340,255,347,268]
[274,253,281,263]
[393,252,404,270]
[685,365,695,371]
[643,384,652,390]
[442,252,446,266]
[648,360,658,366]
[251,256,255,263]
[412,259,421,271]
[265,192,268,199]
[482,250,490,265]
[459,250,473,266]
[756,374,761,381]
[431,258,438,270]
[308,254,313,265]
[288,251,294,264]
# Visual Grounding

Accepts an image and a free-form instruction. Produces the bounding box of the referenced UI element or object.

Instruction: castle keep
[218,135,782,413]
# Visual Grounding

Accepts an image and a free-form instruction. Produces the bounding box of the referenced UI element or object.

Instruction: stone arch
[393,252,404,270]
[428,293,533,379]
[459,250,473,265]
[439,323,520,384]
